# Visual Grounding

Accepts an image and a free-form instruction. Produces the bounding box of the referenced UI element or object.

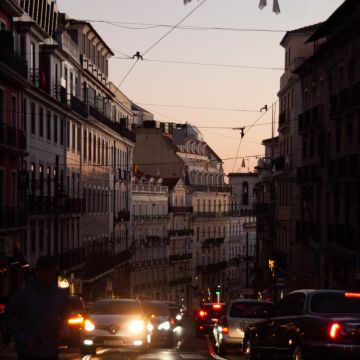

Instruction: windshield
[90,301,142,315]
[229,302,273,318]
[311,293,360,314]
[141,302,168,316]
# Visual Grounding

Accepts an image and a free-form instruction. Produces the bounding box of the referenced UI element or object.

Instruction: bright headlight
[176,314,182,321]
[129,320,144,334]
[84,319,95,332]
[158,321,171,331]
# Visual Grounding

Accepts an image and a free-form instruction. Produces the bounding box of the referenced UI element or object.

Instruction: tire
[291,344,306,360]
[80,346,96,355]
[244,338,256,360]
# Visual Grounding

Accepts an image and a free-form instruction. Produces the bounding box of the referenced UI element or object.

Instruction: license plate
[104,340,122,346]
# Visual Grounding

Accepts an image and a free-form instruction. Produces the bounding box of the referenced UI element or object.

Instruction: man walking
[4,256,68,360]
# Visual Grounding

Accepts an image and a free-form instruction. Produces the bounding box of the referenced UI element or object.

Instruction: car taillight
[329,323,342,340]
[212,304,222,310]
[344,292,360,298]
[170,319,175,326]
[198,310,208,318]
[221,326,229,334]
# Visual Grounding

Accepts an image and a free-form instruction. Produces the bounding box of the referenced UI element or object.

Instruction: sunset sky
[58,0,344,176]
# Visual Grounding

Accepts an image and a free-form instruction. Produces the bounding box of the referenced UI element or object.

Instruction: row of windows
[83,187,109,215]
[195,200,229,212]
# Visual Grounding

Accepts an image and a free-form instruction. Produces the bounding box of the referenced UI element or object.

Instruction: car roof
[230,299,273,303]
[288,289,351,295]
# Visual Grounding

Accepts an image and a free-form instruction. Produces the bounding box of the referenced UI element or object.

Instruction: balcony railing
[114,210,130,222]
[0,123,27,152]
[168,206,193,213]
[190,184,231,193]
[28,196,84,215]
[71,95,88,118]
[169,276,192,287]
[0,206,27,229]
[202,237,224,248]
[168,229,194,237]
[169,253,192,262]
[0,31,28,78]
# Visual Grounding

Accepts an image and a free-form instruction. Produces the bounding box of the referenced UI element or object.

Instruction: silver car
[81,299,151,355]
[213,299,274,356]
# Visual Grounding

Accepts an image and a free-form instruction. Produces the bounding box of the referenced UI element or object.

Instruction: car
[243,290,360,360]
[195,303,226,337]
[141,300,174,347]
[81,299,151,355]
[63,295,87,346]
[213,299,274,355]
[166,301,184,326]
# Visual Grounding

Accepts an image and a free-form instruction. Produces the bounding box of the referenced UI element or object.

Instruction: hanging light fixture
[259,0,281,14]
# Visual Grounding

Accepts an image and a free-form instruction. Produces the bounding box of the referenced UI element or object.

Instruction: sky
[57,0,345,176]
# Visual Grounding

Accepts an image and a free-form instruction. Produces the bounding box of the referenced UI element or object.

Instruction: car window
[141,302,168,316]
[90,301,142,315]
[311,293,360,314]
[229,302,274,318]
[274,293,306,316]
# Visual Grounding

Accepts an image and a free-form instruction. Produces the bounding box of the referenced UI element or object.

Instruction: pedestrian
[3,256,69,360]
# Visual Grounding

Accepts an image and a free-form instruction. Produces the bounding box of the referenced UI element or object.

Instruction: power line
[113,56,286,71]
[137,103,260,112]
[85,19,287,33]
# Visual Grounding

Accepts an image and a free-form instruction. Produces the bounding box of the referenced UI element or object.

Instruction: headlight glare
[158,321,171,331]
[129,320,144,334]
[84,319,95,332]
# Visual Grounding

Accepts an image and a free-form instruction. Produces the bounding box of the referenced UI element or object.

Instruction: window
[22,98,27,131]
[274,293,306,316]
[66,121,70,148]
[72,124,75,151]
[0,89,4,124]
[93,135,96,162]
[31,102,36,134]
[53,115,58,143]
[242,182,249,205]
[83,130,87,159]
[88,133,92,161]
[77,126,81,153]
[60,118,64,145]
[11,96,17,127]
[39,107,44,137]
[46,111,51,141]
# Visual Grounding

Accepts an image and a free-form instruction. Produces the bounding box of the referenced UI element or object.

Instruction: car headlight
[158,321,171,331]
[176,314,182,321]
[129,320,144,334]
[84,319,95,332]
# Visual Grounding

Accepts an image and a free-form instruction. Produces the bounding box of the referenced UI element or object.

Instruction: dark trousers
[18,353,59,360]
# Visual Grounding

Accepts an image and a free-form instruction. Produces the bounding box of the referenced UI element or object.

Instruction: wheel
[291,344,306,360]
[80,346,96,355]
[244,338,256,360]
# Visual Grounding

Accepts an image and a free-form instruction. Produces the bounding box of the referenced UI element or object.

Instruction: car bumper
[220,334,244,347]
[304,341,360,359]
[82,335,147,349]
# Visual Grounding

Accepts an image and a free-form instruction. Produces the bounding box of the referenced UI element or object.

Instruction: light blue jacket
[4,279,68,357]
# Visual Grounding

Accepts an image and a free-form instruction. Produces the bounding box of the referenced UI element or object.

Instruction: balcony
[169,253,192,262]
[168,206,193,213]
[196,261,227,273]
[28,196,83,215]
[0,31,27,78]
[193,211,230,218]
[0,123,27,153]
[202,237,224,248]
[114,210,130,222]
[190,184,231,193]
[278,110,290,131]
[0,206,27,229]
[169,276,192,287]
[71,96,88,118]
[272,156,285,173]
[298,105,323,133]
[168,229,194,237]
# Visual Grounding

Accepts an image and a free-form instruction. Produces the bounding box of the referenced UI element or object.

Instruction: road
[1,319,246,360]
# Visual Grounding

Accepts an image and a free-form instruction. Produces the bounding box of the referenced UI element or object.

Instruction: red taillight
[221,326,229,334]
[344,292,360,298]
[198,310,208,318]
[329,323,342,339]
[212,304,222,310]
[199,325,204,330]
[170,319,175,326]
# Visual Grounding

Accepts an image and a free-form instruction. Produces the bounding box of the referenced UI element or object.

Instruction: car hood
[88,314,143,324]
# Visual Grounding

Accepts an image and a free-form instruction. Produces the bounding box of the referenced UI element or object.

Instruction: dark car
[166,302,183,326]
[141,301,174,347]
[63,295,87,346]
[195,303,226,337]
[244,290,360,360]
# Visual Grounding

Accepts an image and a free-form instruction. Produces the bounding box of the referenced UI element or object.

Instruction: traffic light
[268,259,276,277]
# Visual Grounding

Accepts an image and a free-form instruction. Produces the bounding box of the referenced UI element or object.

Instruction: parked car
[63,295,87,346]
[81,299,151,355]
[195,303,226,337]
[213,299,274,355]
[141,300,174,347]
[244,290,360,360]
